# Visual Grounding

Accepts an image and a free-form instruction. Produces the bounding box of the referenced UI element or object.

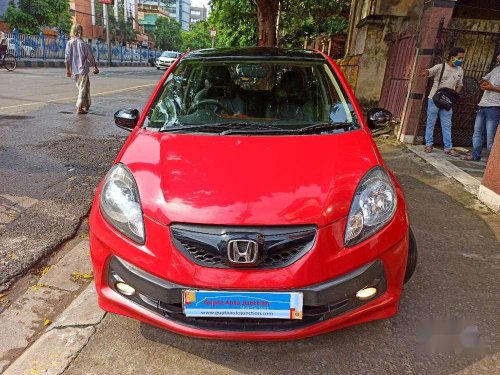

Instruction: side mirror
[114,108,140,132]
[366,108,393,132]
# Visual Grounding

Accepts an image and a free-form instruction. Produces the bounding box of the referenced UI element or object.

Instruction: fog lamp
[356,287,377,301]
[115,282,136,296]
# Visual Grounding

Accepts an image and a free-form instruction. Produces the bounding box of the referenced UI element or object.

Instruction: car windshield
[162,52,178,58]
[144,58,360,134]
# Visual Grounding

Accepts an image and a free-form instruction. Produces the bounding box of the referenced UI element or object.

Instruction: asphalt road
[0,67,164,290]
[62,142,500,375]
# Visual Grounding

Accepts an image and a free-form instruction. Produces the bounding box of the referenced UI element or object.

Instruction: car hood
[120,129,381,227]
[158,57,175,62]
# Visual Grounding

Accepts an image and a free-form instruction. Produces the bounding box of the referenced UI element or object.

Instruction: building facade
[138,2,172,33]
[139,0,190,31]
[69,0,139,42]
[190,6,207,24]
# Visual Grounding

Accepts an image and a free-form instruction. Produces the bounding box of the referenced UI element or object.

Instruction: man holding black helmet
[419,47,465,156]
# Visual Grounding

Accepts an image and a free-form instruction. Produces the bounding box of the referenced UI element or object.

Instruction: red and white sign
[210,28,217,38]
[99,0,113,4]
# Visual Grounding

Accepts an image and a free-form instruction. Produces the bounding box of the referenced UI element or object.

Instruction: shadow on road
[134,173,499,375]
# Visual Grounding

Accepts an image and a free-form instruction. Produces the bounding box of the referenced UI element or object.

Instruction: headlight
[344,166,396,247]
[99,164,145,244]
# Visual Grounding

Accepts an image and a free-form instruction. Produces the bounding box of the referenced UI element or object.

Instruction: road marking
[0,83,156,111]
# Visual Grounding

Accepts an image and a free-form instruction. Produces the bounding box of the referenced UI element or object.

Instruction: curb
[0,240,97,373]
[3,283,105,375]
[406,145,481,196]
[15,60,152,68]
[404,145,500,213]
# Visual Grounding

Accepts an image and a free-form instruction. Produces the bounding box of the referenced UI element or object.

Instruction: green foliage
[154,16,182,51]
[181,21,212,51]
[4,0,72,35]
[280,0,350,47]
[4,3,39,34]
[110,17,137,43]
[209,0,258,47]
[209,0,350,48]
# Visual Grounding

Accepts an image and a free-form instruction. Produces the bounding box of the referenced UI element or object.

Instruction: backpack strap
[437,62,446,88]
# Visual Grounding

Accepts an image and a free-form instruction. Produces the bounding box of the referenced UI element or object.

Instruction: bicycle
[0,52,17,71]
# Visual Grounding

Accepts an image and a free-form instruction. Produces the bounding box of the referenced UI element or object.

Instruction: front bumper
[156,61,172,69]
[90,203,408,340]
[107,256,387,332]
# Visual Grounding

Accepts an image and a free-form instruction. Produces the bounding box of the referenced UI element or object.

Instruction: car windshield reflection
[144,59,360,134]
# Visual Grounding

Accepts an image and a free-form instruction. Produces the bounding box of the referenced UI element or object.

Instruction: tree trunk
[256,0,280,47]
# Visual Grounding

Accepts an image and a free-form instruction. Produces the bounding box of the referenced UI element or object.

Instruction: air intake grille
[171,224,317,269]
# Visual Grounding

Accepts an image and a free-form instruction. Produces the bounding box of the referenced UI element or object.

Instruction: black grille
[181,241,223,264]
[262,244,302,266]
[170,224,317,269]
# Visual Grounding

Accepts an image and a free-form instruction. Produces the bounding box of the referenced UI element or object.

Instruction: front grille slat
[171,224,317,269]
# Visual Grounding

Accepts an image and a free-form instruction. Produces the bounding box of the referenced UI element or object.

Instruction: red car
[90,47,417,341]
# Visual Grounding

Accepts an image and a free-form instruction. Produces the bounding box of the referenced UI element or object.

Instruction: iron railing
[5,29,162,64]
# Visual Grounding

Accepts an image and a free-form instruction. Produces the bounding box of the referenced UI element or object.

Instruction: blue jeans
[425,99,453,150]
[472,106,500,160]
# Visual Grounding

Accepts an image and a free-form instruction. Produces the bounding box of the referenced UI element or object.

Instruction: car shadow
[139,172,499,375]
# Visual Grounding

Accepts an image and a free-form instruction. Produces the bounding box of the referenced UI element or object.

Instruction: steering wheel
[187,99,233,116]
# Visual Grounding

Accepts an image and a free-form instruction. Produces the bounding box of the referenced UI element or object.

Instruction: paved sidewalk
[13,58,152,68]
[406,145,488,197]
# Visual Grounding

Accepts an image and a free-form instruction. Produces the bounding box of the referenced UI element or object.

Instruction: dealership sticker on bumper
[183,290,303,319]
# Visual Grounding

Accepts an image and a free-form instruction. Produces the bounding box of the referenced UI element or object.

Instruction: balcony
[138,4,174,17]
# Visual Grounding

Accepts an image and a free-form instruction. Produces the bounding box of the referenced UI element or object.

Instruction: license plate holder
[183,290,303,320]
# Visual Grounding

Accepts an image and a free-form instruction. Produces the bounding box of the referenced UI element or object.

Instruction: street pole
[104,3,112,66]
[210,28,217,49]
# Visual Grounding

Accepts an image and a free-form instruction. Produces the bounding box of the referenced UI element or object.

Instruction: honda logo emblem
[227,240,258,264]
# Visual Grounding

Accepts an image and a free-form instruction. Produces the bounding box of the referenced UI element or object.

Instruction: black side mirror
[114,108,140,132]
[366,108,393,132]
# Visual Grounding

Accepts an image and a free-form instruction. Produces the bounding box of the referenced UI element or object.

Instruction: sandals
[424,146,433,153]
[460,155,480,161]
[76,108,88,114]
[444,149,460,157]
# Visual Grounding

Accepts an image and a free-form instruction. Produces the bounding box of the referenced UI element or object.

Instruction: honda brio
[90,47,417,341]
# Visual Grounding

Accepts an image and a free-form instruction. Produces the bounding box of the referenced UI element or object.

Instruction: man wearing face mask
[419,47,465,156]
[461,54,500,161]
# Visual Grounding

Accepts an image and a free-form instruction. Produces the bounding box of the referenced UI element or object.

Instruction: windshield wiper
[159,123,234,133]
[295,122,354,134]
[158,122,355,135]
[159,122,287,134]
[220,123,290,135]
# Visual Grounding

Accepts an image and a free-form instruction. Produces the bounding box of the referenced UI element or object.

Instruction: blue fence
[5,29,162,63]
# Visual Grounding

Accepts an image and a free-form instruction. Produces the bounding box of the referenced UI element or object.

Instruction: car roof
[182,47,325,61]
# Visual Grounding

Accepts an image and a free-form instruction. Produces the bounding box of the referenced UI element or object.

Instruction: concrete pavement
[1,140,498,375]
[0,67,163,291]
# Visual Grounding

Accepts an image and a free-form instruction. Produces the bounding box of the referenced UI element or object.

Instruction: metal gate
[379,30,417,120]
[416,21,500,146]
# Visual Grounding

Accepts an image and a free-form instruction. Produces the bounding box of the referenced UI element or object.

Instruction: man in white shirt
[419,47,465,156]
[65,24,99,114]
[462,54,500,161]
[0,30,7,56]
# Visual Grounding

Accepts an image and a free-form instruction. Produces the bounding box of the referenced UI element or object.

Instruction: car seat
[268,70,314,121]
[194,66,245,115]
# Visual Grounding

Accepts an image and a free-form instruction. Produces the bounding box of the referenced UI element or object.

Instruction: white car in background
[156,51,180,70]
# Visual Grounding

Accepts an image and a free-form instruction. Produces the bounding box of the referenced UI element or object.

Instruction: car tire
[156,67,160,70]
[403,227,417,284]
